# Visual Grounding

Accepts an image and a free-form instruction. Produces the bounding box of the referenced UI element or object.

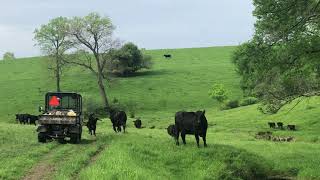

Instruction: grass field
[0,46,319,179]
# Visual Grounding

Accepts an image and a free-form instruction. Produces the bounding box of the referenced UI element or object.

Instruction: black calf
[268,122,276,128]
[277,122,284,129]
[287,125,296,131]
[133,119,142,129]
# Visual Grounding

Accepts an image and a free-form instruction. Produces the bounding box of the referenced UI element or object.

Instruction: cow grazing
[86,113,100,136]
[174,110,208,147]
[133,119,142,129]
[268,122,276,128]
[287,125,296,131]
[167,124,177,137]
[163,54,172,58]
[277,122,284,129]
[109,109,127,133]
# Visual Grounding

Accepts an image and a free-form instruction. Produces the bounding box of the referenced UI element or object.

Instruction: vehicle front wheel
[70,133,80,144]
[38,132,47,143]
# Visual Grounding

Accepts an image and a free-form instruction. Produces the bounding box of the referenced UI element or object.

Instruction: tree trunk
[56,57,61,92]
[95,54,109,109]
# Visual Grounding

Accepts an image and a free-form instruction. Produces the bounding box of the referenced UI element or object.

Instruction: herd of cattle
[15,114,39,125]
[268,122,296,131]
[85,109,208,147]
[16,109,298,147]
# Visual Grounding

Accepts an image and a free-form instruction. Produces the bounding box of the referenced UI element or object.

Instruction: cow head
[196,110,206,125]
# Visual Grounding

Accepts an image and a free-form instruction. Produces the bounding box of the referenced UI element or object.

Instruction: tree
[34,17,72,92]
[233,0,320,113]
[67,13,119,109]
[3,52,15,60]
[105,42,152,76]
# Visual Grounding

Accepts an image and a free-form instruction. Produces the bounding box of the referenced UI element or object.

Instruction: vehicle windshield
[48,95,78,111]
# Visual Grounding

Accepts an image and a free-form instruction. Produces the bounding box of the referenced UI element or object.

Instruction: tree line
[233,0,320,113]
[34,13,151,110]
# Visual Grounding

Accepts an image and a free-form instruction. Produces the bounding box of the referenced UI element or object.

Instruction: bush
[221,99,239,110]
[209,84,228,102]
[105,43,152,76]
[240,97,258,106]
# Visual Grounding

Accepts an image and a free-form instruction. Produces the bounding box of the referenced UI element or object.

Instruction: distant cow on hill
[109,109,127,133]
[163,54,172,58]
[277,122,284,129]
[174,110,208,147]
[86,113,100,136]
[133,119,142,129]
[287,125,296,131]
[268,122,276,128]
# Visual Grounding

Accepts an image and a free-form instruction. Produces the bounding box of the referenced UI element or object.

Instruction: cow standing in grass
[109,109,127,133]
[174,110,208,147]
[28,115,38,125]
[86,113,100,136]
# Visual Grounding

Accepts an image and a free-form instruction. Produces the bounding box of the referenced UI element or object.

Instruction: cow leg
[117,126,121,132]
[113,125,117,133]
[175,132,180,146]
[123,125,126,133]
[181,131,186,145]
[202,133,207,147]
[195,134,200,147]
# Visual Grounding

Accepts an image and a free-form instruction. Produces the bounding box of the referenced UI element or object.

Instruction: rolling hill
[0,46,319,179]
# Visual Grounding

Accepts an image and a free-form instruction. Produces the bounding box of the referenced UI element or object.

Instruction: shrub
[209,84,228,102]
[105,43,153,76]
[240,97,258,106]
[221,99,239,110]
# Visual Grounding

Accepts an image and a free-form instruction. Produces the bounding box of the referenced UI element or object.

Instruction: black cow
[86,113,99,136]
[277,122,284,129]
[167,124,177,137]
[268,122,276,128]
[174,110,208,147]
[287,125,296,131]
[28,115,38,125]
[133,119,142,129]
[109,109,127,133]
[16,114,30,124]
[163,54,172,58]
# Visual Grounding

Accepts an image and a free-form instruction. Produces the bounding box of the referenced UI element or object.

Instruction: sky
[0,0,255,58]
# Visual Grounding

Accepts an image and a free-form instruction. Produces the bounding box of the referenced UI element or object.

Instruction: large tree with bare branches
[66,13,119,109]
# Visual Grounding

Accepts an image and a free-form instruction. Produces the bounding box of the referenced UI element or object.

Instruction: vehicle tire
[70,133,80,144]
[38,132,47,143]
[58,138,66,144]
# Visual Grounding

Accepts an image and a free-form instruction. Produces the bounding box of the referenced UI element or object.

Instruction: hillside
[0,46,319,179]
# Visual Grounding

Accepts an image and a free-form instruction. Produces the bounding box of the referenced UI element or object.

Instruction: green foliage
[105,43,153,76]
[221,99,240,110]
[240,97,258,106]
[233,0,320,113]
[2,52,15,60]
[209,83,228,102]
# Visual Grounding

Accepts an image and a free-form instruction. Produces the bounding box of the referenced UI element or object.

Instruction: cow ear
[203,110,206,115]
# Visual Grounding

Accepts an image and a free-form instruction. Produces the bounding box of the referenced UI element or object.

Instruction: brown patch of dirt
[22,147,58,180]
[23,163,55,180]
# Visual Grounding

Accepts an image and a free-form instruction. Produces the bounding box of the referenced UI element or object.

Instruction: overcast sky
[0,0,254,58]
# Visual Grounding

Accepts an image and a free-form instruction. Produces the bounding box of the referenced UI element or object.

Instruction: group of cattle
[85,109,128,136]
[15,114,38,125]
[268,122,296,131]
[85,109,208,148]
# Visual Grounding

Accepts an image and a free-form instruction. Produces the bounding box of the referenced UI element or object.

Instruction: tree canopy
[233,0,320,113]
[2,52,15,60]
